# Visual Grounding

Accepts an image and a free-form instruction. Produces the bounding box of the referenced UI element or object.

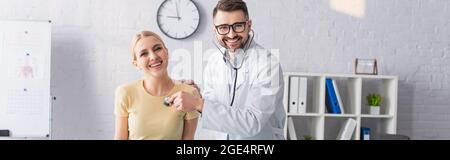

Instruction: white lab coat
[196,39,286,140]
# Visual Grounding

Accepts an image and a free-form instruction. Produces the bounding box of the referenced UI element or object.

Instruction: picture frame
[355,58,378,75]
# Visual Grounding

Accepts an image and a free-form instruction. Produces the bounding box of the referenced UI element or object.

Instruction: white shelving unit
[283,72,398,140]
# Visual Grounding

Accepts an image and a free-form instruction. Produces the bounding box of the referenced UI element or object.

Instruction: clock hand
[175,1,180,20]
[167,16,181,20]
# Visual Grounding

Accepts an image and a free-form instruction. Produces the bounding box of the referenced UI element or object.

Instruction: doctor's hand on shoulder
[168,91,204,113]
[174,79,202,97]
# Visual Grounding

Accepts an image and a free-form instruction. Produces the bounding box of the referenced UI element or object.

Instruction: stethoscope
[163,30,255,107]
[213,30,255,106]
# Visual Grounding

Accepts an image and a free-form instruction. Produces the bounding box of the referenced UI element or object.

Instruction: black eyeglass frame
[214,21,248,35]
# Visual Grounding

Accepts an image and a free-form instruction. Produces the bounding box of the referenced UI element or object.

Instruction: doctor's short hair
[213,0,249,20]
[130,31,166,61]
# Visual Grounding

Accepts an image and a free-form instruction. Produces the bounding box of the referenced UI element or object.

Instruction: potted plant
[366,94,381,115]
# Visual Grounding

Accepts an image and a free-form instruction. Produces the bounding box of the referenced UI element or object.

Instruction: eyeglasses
[214,21,247,35]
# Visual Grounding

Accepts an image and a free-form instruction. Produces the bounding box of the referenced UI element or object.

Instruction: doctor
[169,0,285,140]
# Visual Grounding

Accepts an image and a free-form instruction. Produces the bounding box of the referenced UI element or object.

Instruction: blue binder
[361,127,371,140]
[325,78,341,114]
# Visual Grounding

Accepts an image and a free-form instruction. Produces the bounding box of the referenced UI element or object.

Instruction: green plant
[366,94,382,106]
[303,135,314,140]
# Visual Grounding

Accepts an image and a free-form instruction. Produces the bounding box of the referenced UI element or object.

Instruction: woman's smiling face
[133,36,169,78]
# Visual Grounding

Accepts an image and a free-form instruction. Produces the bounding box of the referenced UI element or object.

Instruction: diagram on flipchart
[3,30,46,80]
[0,20,51,138]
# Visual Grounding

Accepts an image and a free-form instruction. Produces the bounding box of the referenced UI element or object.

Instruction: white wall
[0,0,449,139]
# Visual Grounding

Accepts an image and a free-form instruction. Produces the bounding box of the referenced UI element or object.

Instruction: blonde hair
[130,31,166,61]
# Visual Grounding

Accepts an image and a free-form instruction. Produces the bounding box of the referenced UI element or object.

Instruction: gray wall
[0,0,449,139]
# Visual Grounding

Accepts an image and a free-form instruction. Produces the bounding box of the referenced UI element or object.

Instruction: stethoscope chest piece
[163,97,172,107]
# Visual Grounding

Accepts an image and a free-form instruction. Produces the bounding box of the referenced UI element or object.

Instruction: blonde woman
[114,31,199,140]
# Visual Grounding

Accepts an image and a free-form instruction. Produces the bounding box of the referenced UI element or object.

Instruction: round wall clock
[157,0,200,39]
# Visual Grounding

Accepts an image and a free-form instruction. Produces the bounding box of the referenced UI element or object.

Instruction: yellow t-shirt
[114,80,199,140]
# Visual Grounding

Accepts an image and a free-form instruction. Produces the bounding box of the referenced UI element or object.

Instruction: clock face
[157,0,200,39]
